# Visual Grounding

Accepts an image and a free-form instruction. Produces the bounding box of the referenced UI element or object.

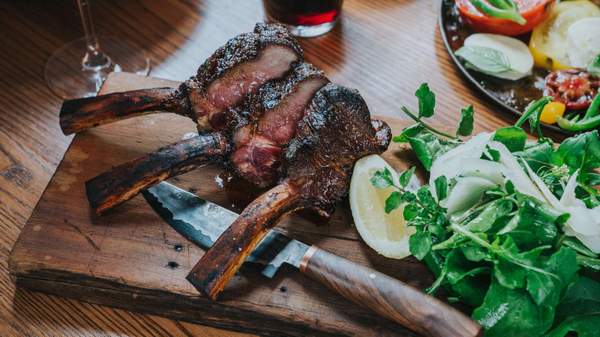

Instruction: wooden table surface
[0,0,521,336]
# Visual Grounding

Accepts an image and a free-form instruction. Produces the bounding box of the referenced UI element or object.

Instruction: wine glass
[45,0,151,99]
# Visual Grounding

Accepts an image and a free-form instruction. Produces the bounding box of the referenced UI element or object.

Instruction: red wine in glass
[263,0,343,37]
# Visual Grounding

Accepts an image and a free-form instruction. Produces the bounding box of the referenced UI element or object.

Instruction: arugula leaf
[407,131,459,170]
[457,105,475,137]
[398,167,415,188]
[493,126,527,152]
[446,250,489,285]
[556,276,600,322]
[434,175,448,201]
[384,191,402,214]
[502,195,561,249]
[525,247,578,307]
[473,280,554,337]
[409,231,432,260]
[577,255,600,272]
[546,315,600,337]
[462,244,489,262]
[562,236,598,258]
[464,198,513,233]
[548,277,600,337]
[415,83,435,118]
[393,124,425,143]
[515,141,553,173]
[370,167,394,189]
[552,130,600,174]
[588,53,600,77]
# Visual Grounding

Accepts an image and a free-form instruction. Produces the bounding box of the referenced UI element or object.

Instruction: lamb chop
[187,83,391,299]
[85,61,329,213]
[58,24,392,301]
[60,23,302,135]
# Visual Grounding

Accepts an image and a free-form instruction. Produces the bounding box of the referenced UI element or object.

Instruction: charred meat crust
[189,23,303,95]
[181,23,303,124]
[228,63,328,187]
[285,84,392,216]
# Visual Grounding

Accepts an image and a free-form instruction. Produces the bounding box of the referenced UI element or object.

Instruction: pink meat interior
[232,77,328,186]
[205,45,299,123]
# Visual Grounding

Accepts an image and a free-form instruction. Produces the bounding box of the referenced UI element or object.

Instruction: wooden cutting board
[9,72,441,337]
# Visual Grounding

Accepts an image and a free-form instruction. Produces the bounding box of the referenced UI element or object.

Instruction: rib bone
[86,133,229,213]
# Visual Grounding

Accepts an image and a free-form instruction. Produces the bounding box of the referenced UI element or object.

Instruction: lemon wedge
[349,155,415,259]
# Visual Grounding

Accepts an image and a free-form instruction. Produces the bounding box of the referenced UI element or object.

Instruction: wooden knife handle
[299,246,482,337]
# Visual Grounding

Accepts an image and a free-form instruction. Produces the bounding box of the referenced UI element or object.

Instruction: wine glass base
[45,36,151,99]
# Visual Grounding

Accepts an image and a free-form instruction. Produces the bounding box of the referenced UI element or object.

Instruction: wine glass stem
[77,0,111,70]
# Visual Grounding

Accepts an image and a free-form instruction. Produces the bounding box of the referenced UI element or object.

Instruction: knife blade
[142,182,481,337]
[142,181,308,278]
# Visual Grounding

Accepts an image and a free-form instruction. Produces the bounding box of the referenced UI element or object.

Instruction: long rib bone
[187,84,392,299]
[86,133,229,214]
[187,181,301,299]
[60,23,302,135]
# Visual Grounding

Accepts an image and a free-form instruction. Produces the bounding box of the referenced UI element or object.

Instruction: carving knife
[142,182,482,337]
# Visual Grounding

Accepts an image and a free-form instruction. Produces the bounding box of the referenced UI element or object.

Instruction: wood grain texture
[300,247,482,337]
[0,0,544,336]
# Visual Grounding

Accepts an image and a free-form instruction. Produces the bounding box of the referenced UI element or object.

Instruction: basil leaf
[588,53,600,77]
[415,83,435,118]
[457,105,475,137]
[456,45,511,74]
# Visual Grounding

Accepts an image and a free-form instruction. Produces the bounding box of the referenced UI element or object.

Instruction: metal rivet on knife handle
[299,246,483,337]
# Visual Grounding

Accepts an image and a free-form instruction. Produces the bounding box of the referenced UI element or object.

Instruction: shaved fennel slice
[524,160,562,209]
[441,176,499,215]
[431,158,505,186]
[560,171,600,250]
[430,132,492,182]
[488,141,546,202]
[560,170,584,208]
[564,208,600,253]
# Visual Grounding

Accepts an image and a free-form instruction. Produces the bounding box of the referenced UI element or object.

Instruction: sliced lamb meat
[187,84,391,299]
[59,23,302,135]
[84,63,327,213]
[230,62,329,187]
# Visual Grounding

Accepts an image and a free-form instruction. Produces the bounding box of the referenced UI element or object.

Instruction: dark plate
[439,0,568,134]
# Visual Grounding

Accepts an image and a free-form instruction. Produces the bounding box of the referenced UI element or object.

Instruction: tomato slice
[456,0,555,36]
[544,69,600,110]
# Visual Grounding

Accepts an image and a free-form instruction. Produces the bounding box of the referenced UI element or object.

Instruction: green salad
[372,84,600,337]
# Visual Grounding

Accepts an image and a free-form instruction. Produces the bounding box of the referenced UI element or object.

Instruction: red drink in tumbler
[263,0,343,37]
